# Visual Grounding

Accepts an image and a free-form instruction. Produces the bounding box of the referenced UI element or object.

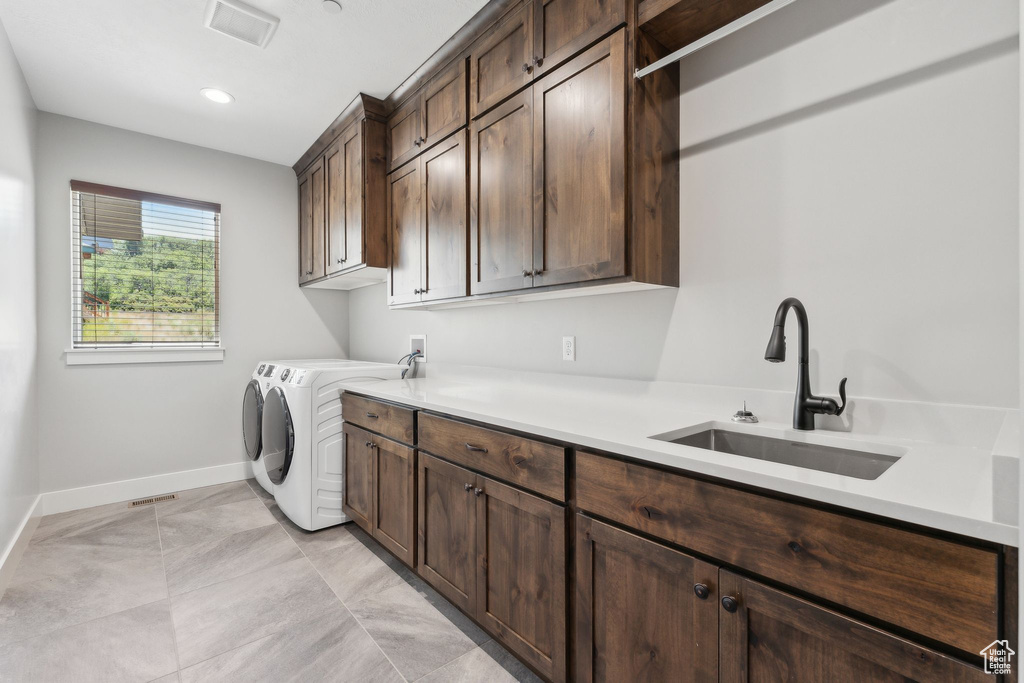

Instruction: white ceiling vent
[204,0,280,48]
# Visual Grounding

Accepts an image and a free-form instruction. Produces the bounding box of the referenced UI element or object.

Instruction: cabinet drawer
[418,412,565,501]
[575,451,1000,653]
[342,393,415,445]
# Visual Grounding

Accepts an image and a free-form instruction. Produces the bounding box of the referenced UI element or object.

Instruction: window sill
[65,347,225,366]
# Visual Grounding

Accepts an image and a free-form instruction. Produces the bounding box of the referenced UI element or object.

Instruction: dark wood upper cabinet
[341,422,374,532]
[719,571,989,683]
[576,515,718,683]
[421,131,469,302]
[470,89,535,295]
[297,157,326,284]
[533,0,626,77]
[387,96,422,171]
[469,2,534,119]
[418,454,478,613]
[422,58,469,150]
[296,94,387,288]
[372,435,416,567]
[475,474,566,682]
[388,159,423,306]
[533,30,626,287]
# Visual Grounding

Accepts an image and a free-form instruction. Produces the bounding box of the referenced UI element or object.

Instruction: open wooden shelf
[638,0,773,53]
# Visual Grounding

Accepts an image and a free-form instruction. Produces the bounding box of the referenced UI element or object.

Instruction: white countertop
[341,365,1019,546]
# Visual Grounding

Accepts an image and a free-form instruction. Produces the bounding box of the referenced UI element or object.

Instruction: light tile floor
[0,479,542,683]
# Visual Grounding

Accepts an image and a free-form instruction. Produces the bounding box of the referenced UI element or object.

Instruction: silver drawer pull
[366,412,379,419]
[465,443,488,453]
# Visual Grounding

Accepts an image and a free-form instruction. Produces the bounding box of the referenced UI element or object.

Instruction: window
[70,181,221,360]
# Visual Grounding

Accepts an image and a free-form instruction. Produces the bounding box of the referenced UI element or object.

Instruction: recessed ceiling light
[322,0,342,14]
[201,88,234,104]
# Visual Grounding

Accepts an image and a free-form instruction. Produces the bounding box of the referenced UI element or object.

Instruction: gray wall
[35,114,350,493]
[0,17,38,555]
[350,0,1020,409]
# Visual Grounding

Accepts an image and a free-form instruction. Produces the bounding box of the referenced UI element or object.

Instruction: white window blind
[71,181,221,348]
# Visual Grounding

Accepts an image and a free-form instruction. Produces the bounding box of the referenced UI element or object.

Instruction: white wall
[0,17,38,554]
[350,0,1020,410]
[35,114,349,494]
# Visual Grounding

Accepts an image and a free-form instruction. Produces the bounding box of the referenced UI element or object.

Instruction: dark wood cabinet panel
[421,132,469,302]
[533,30,626,287]
[418,412,565,500]
[325,123,364,275]
[388,159,423,305]
[470,1,534,119]
[476,474,566,682]
[719,571,988,683]
[576,516,718,683]
[341,393,415,445]
[533,0,626,77]
[575,451,1000,653]
[324,137,345,276]
[388,96,423,171]
[470,89,535,295]
[373,436,416,567]
[418,454,478,613]
[423,58,468,149]
[342,422,374,532]
[297,157,326,283]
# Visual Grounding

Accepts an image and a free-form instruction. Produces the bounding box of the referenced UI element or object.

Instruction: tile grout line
[154,502,184,679]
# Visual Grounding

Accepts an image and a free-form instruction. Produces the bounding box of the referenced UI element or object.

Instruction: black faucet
[765,297,847,431]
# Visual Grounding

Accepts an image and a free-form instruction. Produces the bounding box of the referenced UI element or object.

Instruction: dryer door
[262,386,294,485]
[242,380,264,461]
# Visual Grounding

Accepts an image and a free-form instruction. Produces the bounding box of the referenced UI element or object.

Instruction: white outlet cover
[410,334,426,363]
[562,336,576,361]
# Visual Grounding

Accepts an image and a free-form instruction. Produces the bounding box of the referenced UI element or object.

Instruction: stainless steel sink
[654,428,900,480]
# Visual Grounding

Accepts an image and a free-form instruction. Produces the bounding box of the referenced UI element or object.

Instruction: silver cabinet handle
[464,483,472,491]
[365,412,379,419]
[473,487,484,497]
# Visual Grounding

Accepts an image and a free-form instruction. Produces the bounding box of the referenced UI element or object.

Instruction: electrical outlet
[410,334,426,363]
[562,336,575,362]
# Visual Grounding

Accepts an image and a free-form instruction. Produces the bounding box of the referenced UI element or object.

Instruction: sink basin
[653,428,901,480]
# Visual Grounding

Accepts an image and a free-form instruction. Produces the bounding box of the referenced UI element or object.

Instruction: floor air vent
[204,0,280,49]
[130,493,179,508]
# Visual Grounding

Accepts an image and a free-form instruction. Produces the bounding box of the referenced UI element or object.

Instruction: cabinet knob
[364,441,371,447]
[532,56,543,67]
[305,270,313,275]
[522,269,531,277]
[533,269,542,276]
[473,487,484,497]
[522,62,532,73]
[721,596,739,613]
[464,483,473,491]
[693,583,710,600]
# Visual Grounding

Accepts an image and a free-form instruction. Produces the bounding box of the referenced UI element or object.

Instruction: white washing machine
[260,359,405,531]
[243,360,279,495]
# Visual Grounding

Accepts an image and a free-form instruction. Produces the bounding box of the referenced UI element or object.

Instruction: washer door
[242,380,264,461]
[262,386,294,485]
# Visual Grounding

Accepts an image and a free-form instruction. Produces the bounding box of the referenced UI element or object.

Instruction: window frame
[66,180,225,365]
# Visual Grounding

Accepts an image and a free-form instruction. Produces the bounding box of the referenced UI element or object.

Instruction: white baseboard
[39,461,254,517]
[0,495,42,598]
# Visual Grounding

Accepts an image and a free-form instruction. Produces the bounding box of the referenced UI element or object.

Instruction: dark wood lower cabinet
[418,454,478,613]
[372,436,415,566]
[719,570,989,682]
[575,515,718,683]
[341,423,374,531]
[476,474,566,682]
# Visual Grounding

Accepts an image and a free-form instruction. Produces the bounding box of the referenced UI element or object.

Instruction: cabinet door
[576,516,718,683]
[719,571,989,683]
[423,58,468,149]
[470,89,534,295]
[421,131,468,302]
[418,454,477,613]
[475,474,566,682]
[297,157,326,283]
[532,0,626,77]
[325,122,362,275]
[533,30,625,287]
[342,423,374,532]
[387,160,423,305]
[469,1,534,118]
[388,95,423,171]
[372,436,415,567]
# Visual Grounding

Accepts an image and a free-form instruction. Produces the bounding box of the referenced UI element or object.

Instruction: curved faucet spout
[765,297,809,364]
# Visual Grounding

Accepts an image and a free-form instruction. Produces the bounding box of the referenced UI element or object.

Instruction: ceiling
[0,0,488,165]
